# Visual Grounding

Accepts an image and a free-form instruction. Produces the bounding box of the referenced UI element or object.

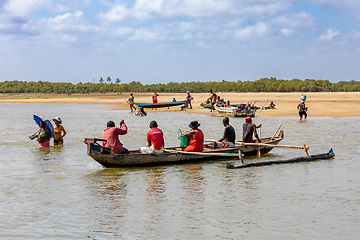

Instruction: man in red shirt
[102,120,129,154]
[140,120,164,155]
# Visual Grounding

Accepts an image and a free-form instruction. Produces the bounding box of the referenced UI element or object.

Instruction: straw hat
[53,117,62,124]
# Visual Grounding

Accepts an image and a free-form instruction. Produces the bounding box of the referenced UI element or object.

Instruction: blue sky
[1,0,359,84]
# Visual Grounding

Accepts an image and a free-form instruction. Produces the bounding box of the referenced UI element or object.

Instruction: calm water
[0,103,359,239]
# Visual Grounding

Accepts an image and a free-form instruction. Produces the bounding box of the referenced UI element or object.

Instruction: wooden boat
[83,131,284,168]
[214,105,256,118]
[134,100,187,108]
[200,102,239,108]
[226,148,335,169]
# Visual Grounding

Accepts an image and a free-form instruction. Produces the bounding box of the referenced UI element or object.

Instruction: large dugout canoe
[83,131,284,168]
[134,100,187,108]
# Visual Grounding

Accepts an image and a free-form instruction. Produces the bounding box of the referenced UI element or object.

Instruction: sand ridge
[1,92,360,118]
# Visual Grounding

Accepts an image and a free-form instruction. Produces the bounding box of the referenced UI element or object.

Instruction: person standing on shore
[242,117,261,143]
[297,100,308,120]
[186,91,193,109]
[128,92,136,112]
[152,92,159,104]
[206,89,217,112]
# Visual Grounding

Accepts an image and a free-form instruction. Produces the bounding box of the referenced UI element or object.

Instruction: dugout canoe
[226,148,335,169]
[83,131,284,168]
[134,100,187,108]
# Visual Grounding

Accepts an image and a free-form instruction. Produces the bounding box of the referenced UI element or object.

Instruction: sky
[1,0,360,84]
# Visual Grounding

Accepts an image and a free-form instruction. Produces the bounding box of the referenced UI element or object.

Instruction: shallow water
[0,103,359,239]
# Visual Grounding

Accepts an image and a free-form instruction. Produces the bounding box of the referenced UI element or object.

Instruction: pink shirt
[147,127,164,150]
[102,125,127,154]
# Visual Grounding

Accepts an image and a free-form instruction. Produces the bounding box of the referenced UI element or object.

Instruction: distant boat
[215,105,256,118]
[134,100,187,108]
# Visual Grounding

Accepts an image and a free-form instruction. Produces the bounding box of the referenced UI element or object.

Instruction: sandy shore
[1,92,360,117]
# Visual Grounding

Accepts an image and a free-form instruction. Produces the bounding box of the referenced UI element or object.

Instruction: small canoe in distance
[83,131,284,168]
[226,148,335,169]
[215,105,256,118]
[134,100,187,108]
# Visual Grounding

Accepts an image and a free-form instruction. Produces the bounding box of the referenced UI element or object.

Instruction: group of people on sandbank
[101,116,261,155]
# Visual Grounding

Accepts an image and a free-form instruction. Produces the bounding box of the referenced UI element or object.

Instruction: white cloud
[234,22,270,40]
[274,12,315,28]
[319,28,339,41]
[4,0,50,17]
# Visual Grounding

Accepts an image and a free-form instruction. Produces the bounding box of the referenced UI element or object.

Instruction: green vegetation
[0,78,359,94]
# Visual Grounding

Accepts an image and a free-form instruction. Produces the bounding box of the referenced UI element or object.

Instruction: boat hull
[84,131,283,168]
[134,101,187,108]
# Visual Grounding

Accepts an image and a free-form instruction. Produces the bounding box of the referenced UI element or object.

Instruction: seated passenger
[183,121,204,152]
[212,117,236,149]
[140,120,164,155]
[102,120,129,154]
[242,117,261,143]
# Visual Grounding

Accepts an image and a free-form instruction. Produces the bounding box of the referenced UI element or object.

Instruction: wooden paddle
[257,126,261,158]
[270,124,282,141]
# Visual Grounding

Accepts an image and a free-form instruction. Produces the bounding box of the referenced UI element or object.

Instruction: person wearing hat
[128,92,136,112]
[212,117,236,149]
[140,120,164,155]
[53,117,66,146]
[297,100,308,120]
[102,120,129,154]
[183,121,204,152]
[242,117,261,143]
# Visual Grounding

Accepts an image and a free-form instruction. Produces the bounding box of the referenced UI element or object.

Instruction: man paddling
[140,120,164,155]
[212,117,236,149]
[102,120,129,154]
[242,117,261,143]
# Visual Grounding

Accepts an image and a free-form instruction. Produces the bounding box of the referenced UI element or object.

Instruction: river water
[0,103,359,239]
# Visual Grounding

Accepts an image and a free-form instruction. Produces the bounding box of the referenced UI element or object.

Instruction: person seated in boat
[269,101,276,109]
[172,98,176,102]
[227,100,231,107]
[219,98,227,107]
[102,120,129,154]
[53,117,66,146]
[183,121,204,152]
[212,117,236,149]
[242,117,261,143]
[37,120,51,147]
[140,120,164,155]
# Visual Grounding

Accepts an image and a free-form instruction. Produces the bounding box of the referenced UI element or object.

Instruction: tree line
[0,78,359,94]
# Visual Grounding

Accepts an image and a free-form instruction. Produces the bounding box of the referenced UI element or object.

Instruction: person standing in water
[53,117,66,146]
[37,120,51,147]
[297,100,308,120]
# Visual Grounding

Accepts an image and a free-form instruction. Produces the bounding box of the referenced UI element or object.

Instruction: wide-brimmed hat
[189,120,200,128]
[245,117,252,123]
[53,117,62,124]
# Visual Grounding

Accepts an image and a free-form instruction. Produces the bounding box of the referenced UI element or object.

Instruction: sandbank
[1,92,359,118]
